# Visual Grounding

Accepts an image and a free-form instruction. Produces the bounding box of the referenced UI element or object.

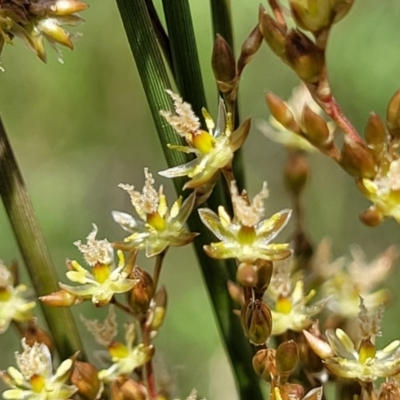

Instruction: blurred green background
[1,0,400,398]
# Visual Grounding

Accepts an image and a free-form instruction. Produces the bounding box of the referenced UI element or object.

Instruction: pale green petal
[170,192,195,225]
[184,166,218,189]
[256,209,292,241]
[168,232,198,247]
[2,389,30,399]
[203,242,241,259]
[145,240,169,258]
[159,159,199,178]
[325,329,357,360]
[198,208,235,241]
[66,270,91,284]
[59,282,97,297]
[109,279,137,294]
[167,144,198,154]
[112,211,144,233]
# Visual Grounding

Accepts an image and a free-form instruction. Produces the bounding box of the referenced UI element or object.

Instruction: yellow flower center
[92,264,111,284]
[237,225,257,245]
[192,130,215,154]
[276,296,292,314]
[0,287,12,302]
[108,342,129,359]
[358,339,376,364]
[30,374,45,393]
[147,212,166,231]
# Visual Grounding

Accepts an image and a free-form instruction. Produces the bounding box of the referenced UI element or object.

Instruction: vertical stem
[0,117,84,360]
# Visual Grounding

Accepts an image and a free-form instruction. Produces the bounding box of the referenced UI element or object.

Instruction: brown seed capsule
[127,267,154,315]
[252,348,276,381]
[23,320,53,352]
[279,383,305,400]
[276,340,299,380]
[259,5,287,59]
[241,298,272,345]
[331,0,355,24]
[386,89,400,139]
[148,286,168,333]
[71,361,102,400]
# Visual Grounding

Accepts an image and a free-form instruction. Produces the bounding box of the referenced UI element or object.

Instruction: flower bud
[386,89,400,139]
[37,19,73,49]
[302,329,334,359]
[331,0,355,24]
[359,208,384,227]
[340,136,376,179]
[259,6,287,59]
[127,267,154,315]
[302,105,330,148]
[284,151,309,196]
[227,281,244,306]
[365,112,386,158]
[110,378,147,400]
[148,286,167,333]
[23,320,53,352]
[285,30,323,83]
[241,299,272,345]
[50,0,89,16]
[252,348,276,381]
[39,289,82,307]
[71,361,102,400]
[266,92,300,133]
[236,260,272,292]
[212,34,236,93]
[378,379,400,400]
[289,0,332,32]
[237,25,263,75]
[276,340,299,381]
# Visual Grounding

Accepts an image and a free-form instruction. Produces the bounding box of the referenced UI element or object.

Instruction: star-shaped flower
[304,300,400,382]
[0,261,36,334]
[0,338,76,400]
[159,90,250,188]
[268,279,328,336]
[199,181,291,263]
[112,168,197,257]
[53,225,137,307]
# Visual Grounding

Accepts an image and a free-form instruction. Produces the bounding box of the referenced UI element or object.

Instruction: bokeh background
[1,0,400,398]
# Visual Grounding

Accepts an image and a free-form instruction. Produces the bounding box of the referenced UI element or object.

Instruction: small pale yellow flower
[0,261,35,334]
[304,301,400,382]
[112,168,197,257]
[359,158,400,223]
[269,279,328,336]
[260,83,333,151]
[199,181,291,263]
[312,239,397,318]
[0,338,76,400]
[159,91,250,188]
[58,225,137,307]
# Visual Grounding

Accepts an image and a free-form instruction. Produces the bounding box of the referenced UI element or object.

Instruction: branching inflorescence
[1,1,400,400]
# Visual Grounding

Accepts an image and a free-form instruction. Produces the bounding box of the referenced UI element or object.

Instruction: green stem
[0,117,84,360]
[114,2,263,399]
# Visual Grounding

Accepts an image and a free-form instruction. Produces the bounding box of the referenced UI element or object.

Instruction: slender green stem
[0,117,84,360]
[114,2,263,398]
[152,250,166,291]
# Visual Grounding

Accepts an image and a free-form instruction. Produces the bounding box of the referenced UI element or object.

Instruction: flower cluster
[0,261,35,334]
[0,0,88,63]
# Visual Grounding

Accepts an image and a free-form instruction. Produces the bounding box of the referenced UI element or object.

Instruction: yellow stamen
[276,296,292,314]
[192,130,215,154]
[237,225,257,245]
[0,287,12,302]
[147,212,166,231]
[358,339,376,364]
[92,264,111,284]
[30,374,45,393]
[108,342,129,359]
